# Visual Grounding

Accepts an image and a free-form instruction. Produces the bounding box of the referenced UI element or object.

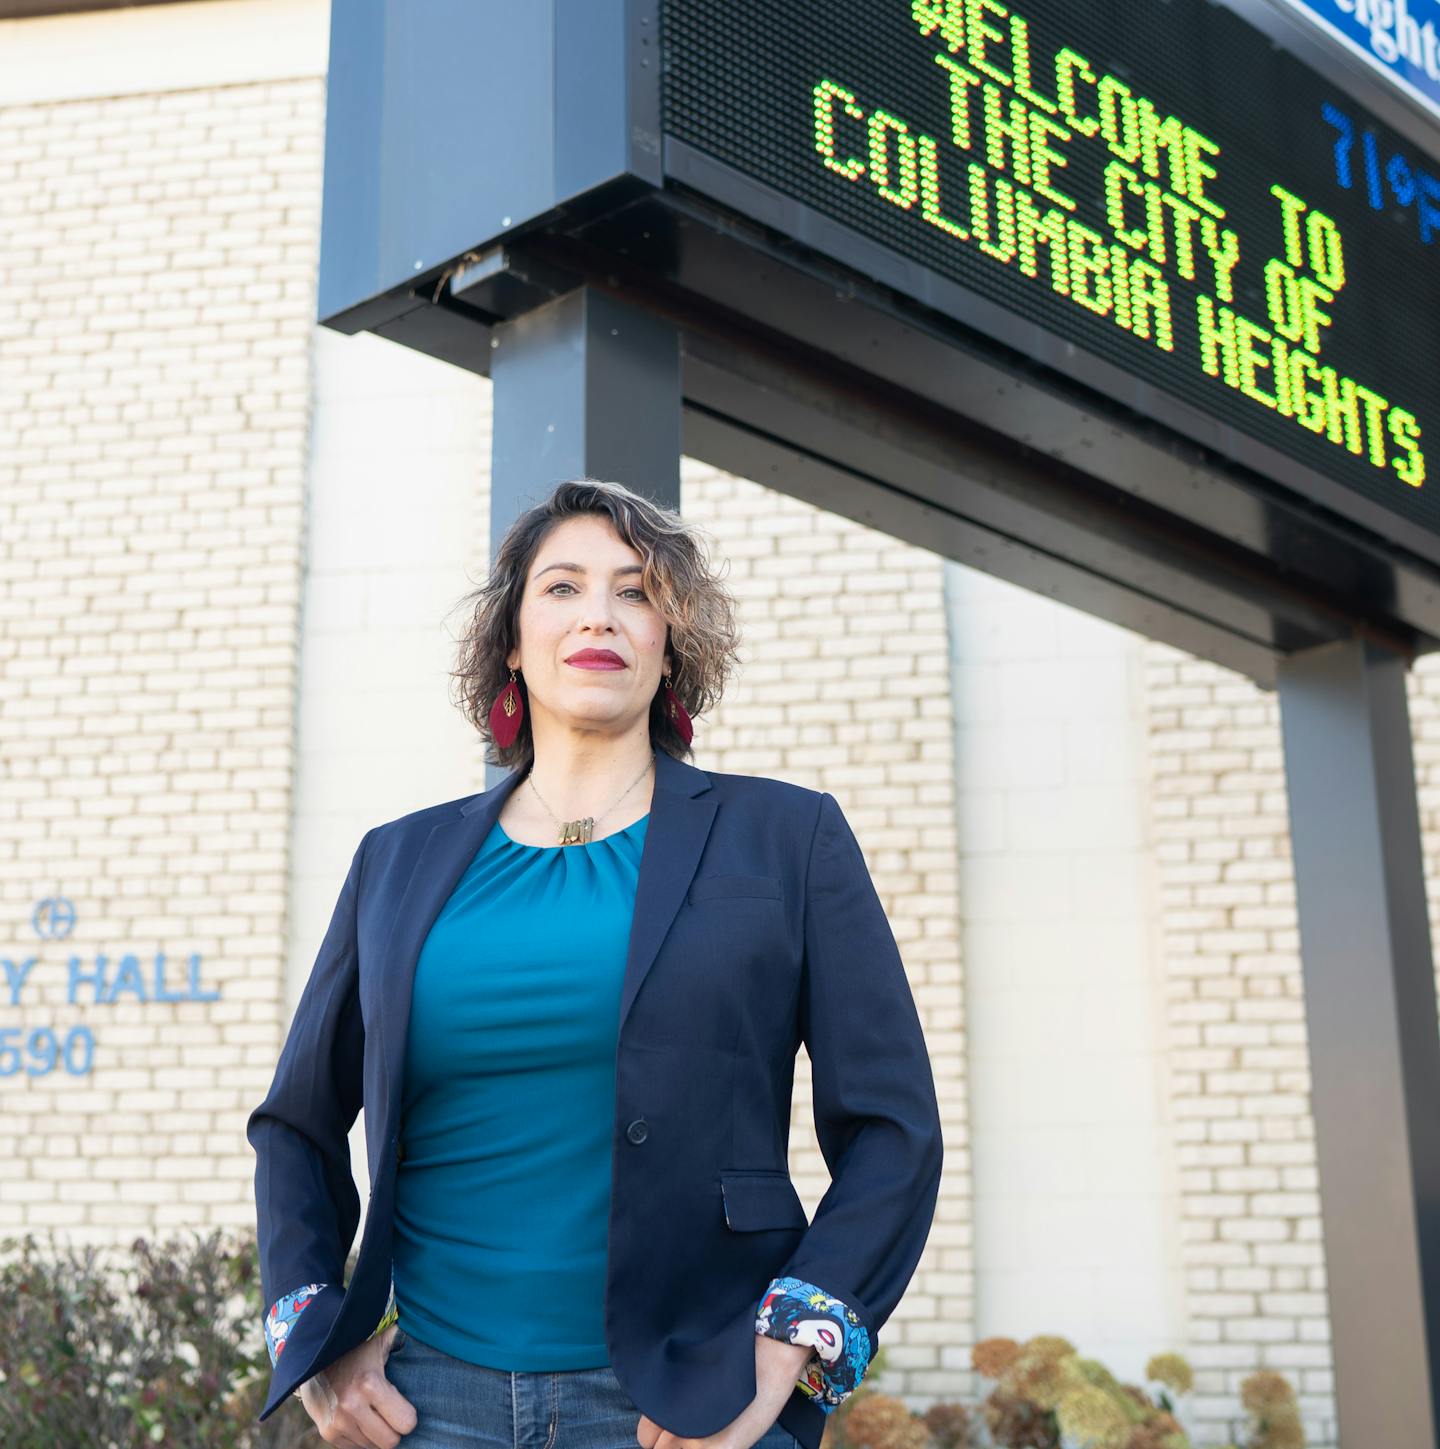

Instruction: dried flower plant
[946,1329,1304,1449]
[921,1399,974,1449]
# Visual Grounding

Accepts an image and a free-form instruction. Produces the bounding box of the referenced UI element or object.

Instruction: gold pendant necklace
[527,751,655,845]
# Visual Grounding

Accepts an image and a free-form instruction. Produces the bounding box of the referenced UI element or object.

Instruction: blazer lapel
[617,750,717,1026]
[377,749,717,1134]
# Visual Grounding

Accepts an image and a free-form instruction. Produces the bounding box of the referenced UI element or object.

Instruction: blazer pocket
[688,874,783,903]
[720,1170,809,1231]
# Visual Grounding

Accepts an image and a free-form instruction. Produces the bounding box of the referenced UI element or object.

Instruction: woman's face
[506,514,673,742]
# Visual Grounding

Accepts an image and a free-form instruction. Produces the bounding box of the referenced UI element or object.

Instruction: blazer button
[625,1119,649,1144]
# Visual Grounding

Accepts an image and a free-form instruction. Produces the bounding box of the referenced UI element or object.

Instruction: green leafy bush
[0,1227,320,1449]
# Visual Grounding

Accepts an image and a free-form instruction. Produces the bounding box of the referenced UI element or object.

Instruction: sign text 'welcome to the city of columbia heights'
[662,0,1440,536]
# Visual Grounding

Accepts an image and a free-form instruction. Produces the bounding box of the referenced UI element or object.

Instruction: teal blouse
[391,810,650,1369]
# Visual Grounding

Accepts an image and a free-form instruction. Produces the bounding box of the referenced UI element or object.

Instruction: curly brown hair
[449,478,742,772]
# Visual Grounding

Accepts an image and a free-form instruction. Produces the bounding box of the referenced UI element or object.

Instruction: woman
[247,479,944,1449]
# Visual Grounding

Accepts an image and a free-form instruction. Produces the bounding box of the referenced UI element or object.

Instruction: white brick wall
[0,57,329,1244]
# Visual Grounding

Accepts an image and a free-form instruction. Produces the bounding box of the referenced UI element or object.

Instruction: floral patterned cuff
[370,1271,399,1339]
[754,1275,872,1412]
[263,1281,328,1367]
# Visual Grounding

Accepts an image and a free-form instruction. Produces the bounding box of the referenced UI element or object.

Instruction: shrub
[824,1333,1305,1449]
[0,1227,319,1449]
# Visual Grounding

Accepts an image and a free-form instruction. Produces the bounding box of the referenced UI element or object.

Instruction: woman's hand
[635,1335,814,1449]
[297,1321,419,1449]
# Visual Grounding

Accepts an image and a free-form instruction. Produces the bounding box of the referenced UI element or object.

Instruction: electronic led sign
[660,0,1440,538]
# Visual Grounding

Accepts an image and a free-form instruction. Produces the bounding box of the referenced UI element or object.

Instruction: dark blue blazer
[247,748,943,1447]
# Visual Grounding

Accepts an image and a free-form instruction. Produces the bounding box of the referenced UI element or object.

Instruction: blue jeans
[384,1326,804,1449]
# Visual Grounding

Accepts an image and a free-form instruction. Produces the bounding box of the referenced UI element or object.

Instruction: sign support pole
[1276,636,1440,1447]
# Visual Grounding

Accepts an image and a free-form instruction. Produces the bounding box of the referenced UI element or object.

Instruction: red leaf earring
[661,670,693,746]
[489,667,525,748]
